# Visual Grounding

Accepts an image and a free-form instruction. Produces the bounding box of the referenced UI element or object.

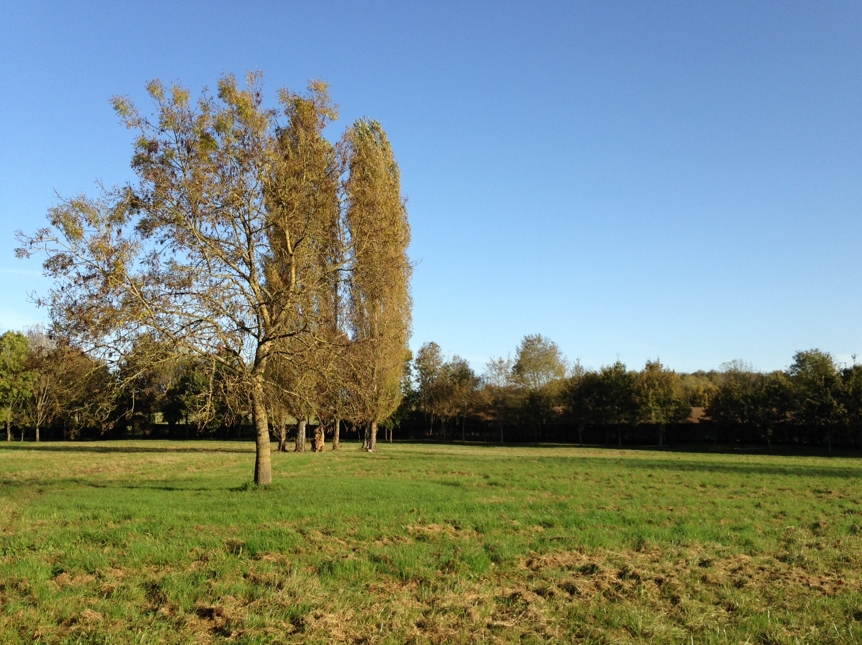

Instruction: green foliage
[0,331,34,438]
[512,334,566,391]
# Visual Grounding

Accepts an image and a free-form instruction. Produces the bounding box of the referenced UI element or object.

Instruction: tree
[265,81,343,454]
[441,356,479,443]
[788,349,843,455]
[51,345,115,439]
[841,364,862,453]
[634,359,688,447]
[512,334,567,391]
[512,334,567,443]
[24,326,56,442]
[17,74,349,484]
[415,342,445,436]
[482,356,516,444]
[598,361,636,447]
[344,119,412,452]
[0,331,34,441]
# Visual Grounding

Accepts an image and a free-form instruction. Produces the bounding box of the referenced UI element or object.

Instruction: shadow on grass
[619,459,862,480]
[0,444,251,455]
[525,454,862,479]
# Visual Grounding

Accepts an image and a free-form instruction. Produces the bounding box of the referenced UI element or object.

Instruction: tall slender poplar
[344,119,412,451]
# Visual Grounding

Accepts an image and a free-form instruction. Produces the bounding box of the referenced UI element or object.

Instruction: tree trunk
[332,418,340,450]
[277,423,288,452]
[313,424,325,452]
[35,424,40,443]
[5,411,10,442]
[364,421,378,452]
[658,424,664,447]
[578,424,582,447]
[251,379,272,486]
[500,420,504,445]
[617,423,622,447]
[295,418,307,452]
[462,416,466,443]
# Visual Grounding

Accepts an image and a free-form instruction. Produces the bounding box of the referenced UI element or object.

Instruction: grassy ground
[1,441,861,644]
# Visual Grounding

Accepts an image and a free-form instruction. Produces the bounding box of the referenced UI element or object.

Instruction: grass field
[1,441,861,644]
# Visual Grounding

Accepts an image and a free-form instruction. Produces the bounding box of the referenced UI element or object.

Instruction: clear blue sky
[2,1,861,374]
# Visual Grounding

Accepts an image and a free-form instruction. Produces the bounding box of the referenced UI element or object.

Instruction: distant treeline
[398,337,862,454]
[2,330,861,453]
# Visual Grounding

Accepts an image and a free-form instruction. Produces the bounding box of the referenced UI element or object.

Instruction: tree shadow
[618,459,862,480]
[0,444,252,455]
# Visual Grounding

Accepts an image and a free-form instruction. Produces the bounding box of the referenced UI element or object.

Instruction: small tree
[841,364,862,453]
[0,331,34,441]
[24,326,56,442]
[512,334,567,443]
[483,356,516,444]
[788,349,843,455]
[415,342,445,436]
[598,361,636,447]
[634,359,689,447]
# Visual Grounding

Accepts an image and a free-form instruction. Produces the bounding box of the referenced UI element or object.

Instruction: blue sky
[2,1,861,373]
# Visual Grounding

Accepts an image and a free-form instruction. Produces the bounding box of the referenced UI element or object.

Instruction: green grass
[1,441,861,643]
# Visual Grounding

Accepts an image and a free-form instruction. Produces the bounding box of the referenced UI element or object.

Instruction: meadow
[1,441,861,644]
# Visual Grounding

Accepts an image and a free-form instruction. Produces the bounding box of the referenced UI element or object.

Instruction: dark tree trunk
[461,416,466,443]
[277,422,288,452]
[332,418,340,450]
[35,424,40,443]
[500,420,504,445]
[578,424,583,447]
[251,379,272,486]
[295,418,307,452]
[617,423,622,447]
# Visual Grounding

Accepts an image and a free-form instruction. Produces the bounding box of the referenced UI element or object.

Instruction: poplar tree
[344,119,412,451]
[265,82,342,453]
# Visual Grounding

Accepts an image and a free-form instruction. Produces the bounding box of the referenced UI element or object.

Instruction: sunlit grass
[1,441,861,643]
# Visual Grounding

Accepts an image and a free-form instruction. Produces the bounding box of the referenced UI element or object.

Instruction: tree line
[3,328,861,456]
[396,336,862,455]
